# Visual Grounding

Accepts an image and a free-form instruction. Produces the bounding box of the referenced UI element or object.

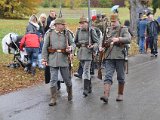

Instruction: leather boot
[100,84,111,103]
[31,67,36,76]
[67,85,72,101]
[116,83,124,101]
[26,63,32,73]
[49,87,57,106]
[83,79,89,97]
[88,79,92,93]
[57,81,61,90]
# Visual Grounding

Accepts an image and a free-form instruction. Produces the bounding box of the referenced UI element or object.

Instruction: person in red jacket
[20,32,40,75]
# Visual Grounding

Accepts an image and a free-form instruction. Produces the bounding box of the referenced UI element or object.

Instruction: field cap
[54,18,66,25]
[79,16,88,23]
[110,14,119,22]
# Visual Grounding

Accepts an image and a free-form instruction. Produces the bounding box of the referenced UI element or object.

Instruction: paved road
[0,53,160,120]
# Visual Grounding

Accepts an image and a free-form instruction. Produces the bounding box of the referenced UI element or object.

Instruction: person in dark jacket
[146,13,159,57]
[45,9,56,32]
[20,32,40,76]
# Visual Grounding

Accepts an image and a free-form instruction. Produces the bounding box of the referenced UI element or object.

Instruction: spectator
[137,14,148,54]
[26,14,39,34]
[45,9,56,32]
[146,13,159,57]
[37,13,47,69]
[20,31,40,76]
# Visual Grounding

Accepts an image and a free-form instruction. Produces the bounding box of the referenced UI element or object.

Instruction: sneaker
[155,53,158,57]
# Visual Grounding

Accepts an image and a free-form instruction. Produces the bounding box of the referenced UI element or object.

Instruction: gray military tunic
[42,29,75,87]
[99,25,131,84]
[99,25,131,60]
[75,28,99,80]
[75,28,99,60]
[42,29,75,67]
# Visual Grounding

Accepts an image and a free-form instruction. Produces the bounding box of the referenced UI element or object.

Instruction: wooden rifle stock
[97,26,107,80]
[65,29,73,76]
[97,51,103,80]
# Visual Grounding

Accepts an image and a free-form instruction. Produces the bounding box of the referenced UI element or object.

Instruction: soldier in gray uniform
[74,17,99,97]
[42,18,75,106]
[99,14,131,103]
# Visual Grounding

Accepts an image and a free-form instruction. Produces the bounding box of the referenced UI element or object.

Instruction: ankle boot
[116,83,124,101]
[57,81,61,90]
[83,79,89,97]
[100,84,111,103]
[31,67,36,76]
[26,63,32,73]
[49,86,57,106]
[88,79,92,93]
[67,85,72,101]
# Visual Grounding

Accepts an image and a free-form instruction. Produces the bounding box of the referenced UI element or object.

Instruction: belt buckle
[57,50,62,52]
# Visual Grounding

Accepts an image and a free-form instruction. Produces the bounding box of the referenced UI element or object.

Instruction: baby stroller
[2,33,28,68]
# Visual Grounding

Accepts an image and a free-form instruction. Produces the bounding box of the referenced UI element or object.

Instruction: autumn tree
[0,0,42,19]
[129,0,151,35]
[64,0,85,9]
[152,0,160,14]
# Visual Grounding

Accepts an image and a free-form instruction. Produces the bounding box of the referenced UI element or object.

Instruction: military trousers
[104,59,125,85]
[80,60,91,80]
[50,67,72,88]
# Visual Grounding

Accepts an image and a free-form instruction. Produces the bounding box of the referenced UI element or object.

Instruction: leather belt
[48,48,67,53]
[80,44,88,47]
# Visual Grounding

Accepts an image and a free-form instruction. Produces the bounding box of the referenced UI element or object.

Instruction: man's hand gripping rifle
[97,26,112,80]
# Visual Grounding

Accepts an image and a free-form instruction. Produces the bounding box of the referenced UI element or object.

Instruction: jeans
[139,37,145,53]
[25,48,39,67]
[37,53,44,68]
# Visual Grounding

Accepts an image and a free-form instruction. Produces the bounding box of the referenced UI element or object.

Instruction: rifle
[65,29,73,77]
[97,26,107,80]
[97,25,112,80]
[88,0,92,46]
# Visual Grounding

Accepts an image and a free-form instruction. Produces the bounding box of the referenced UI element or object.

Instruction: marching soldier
[74,17,99,97]
[93,14,104,34]
[42,18,75,106]
[99,14,131,103]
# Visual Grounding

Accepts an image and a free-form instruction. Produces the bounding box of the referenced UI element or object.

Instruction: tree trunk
[70,0,74,9]
[129,0,146,35]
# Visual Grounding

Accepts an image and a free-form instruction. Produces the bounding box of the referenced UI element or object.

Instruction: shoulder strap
[64,29,72,46]
[90,27,96,43]
[75,28,80,43]
[48,29,53,47]
[118,26,123,37]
